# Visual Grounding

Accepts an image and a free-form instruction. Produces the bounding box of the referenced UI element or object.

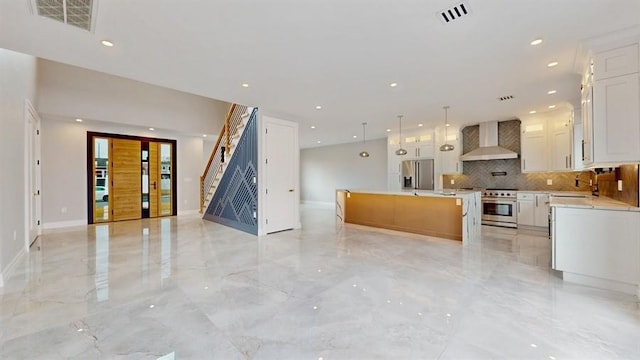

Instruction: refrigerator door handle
[415,162,419,189]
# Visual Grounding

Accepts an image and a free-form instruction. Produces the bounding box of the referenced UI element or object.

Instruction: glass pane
[160,143,171,215]
[94,138,109,221]
[142,149,149,210]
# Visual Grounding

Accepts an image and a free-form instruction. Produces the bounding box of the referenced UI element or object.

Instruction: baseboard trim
[562,271,639,297]
[43,219,86,230]
[0,247,27,287]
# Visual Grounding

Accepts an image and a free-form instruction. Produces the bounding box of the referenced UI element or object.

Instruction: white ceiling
[1,0,640,148]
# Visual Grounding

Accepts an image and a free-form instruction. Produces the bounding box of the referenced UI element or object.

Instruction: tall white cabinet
[582,42,640,166]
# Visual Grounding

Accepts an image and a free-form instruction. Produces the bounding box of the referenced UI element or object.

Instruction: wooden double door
[88,133,177,223]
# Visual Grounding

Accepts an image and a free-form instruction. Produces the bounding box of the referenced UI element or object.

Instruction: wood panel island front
[336,190,481,244]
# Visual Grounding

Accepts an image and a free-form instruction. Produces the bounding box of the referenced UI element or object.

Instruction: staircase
[199,104,253,213]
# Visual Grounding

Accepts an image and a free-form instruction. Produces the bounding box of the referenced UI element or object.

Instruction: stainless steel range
[481,189,517,228]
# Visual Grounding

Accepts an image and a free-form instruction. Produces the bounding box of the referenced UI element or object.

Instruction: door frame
[259,115,300,235]
[86,132,178,224]
[24,100,42,249]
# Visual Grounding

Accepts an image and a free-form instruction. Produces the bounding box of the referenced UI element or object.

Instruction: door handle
[153,181,157,190]
[288,189,294,192]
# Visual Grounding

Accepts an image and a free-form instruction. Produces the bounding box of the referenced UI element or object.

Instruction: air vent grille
[438,2,470,23]
[34,0,94,31]
[498,95,515,101]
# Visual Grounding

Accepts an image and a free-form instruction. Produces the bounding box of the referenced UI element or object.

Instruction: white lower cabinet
[517,193,548,228]
[533,194,549,227]
[553,207,640,292]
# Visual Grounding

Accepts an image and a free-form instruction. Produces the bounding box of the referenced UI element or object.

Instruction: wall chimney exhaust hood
[460,121,518,161]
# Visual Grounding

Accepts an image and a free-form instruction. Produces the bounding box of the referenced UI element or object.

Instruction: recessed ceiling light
[315,105,322,110]
[389,82,398,87]
[101,40,114,47]
[530,39,543,46]
[202,134,207,137]
[418,123,423,127]
[241,83,249,88]
[548,105,556,109]
[547,90,557,95]
[149,127,155,131]
[547,61,559,67]
[529,110,537,114]
[311,125,316,129]
[316,140,321,144]
[75,118,83,122]
[386,128,391,132]
[352,135,357,138]
[445,123,450,127]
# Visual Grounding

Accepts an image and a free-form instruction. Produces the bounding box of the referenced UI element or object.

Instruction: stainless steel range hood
[460,121,518,161]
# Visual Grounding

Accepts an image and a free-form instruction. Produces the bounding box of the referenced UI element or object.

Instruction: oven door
[482,198,517,225]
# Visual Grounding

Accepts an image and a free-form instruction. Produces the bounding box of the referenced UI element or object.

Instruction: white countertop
[549,194,640,212]
[337,189,480,198]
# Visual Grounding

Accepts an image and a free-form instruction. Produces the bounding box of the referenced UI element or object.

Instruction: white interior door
[265,121,297,233]
[25,100,42,247]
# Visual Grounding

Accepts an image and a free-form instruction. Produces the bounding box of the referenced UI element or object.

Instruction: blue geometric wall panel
[203,108,258,235]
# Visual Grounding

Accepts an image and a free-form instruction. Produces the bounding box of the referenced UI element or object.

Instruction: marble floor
[1,204,639,359]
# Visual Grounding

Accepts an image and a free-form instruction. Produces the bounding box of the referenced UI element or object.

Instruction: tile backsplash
[443,160,592,192]
[444,163,639,206]
[595,164,639,207]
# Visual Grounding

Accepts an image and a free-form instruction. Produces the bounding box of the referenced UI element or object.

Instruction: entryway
[87,132,177,224]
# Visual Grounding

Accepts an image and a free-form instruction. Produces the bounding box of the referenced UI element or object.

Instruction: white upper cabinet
[593,43,639,80]
[592,73,640,163]
[521,110,573,173]
[403,130,435,159]
[549,116,573,171]
[582,41,640,166]
[581,83,594,164]
[435,125,462,175]
[521,119,548,172]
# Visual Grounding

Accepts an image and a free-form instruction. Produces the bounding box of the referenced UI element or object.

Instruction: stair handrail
[199,103,249,213]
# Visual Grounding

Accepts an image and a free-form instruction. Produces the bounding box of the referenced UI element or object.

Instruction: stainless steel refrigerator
[401,159,434,190]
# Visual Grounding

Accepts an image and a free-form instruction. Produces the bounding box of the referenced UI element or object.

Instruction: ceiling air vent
[32,0,96,32]
[438,2,470,24]
[498,95,515,101]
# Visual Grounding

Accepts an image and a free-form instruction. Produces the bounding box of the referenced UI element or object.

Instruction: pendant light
[359,122,370,158]
[395,115,408,155]
[439,106,455,152]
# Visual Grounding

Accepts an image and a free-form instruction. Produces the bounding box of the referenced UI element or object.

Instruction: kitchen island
[336,190,481,244]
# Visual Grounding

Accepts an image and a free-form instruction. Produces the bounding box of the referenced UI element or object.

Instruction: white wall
[0,49,37,285]
[300,138,387,204]
[32,59,232,227]
[40,119,207,226]
[36,59,229,135]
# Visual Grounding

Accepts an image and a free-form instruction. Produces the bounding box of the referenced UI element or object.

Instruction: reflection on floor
[1,204,639,359]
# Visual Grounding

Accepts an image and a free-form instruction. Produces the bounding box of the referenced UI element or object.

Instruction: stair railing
[200,103,249,213]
